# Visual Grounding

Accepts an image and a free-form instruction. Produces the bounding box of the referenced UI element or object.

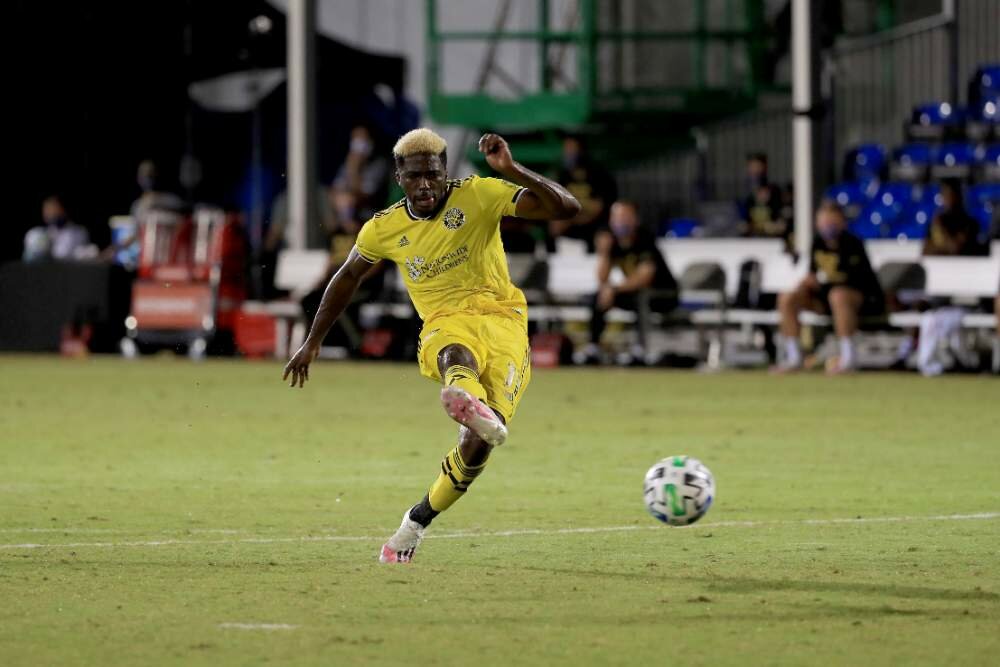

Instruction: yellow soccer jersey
[355,175,528,324]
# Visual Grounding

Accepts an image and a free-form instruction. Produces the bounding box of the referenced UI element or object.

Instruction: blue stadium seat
[912,102,966,126]
[967,183,1000,207]
[844,143,886,184]
[824,182,868,219]
[852,200,902,239]
[910,102,967,140]
[979,144,1000,181]
[874,182,914,208]
[890,221,930,241]
[931,142,975,178]
[972,65,1000,96]
[963,184,999,236]
[913,183,942,207]
[890,202,936,240]
[968,201,994,235]
[971,97,998,123]
[663,218,700,238]
[890,143,933,181]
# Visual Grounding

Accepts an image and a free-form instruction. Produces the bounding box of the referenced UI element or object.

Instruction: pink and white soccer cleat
[378,511,425,564]
[440,385,507,446]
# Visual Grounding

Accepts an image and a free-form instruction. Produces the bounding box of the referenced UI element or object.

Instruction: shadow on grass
[497,566,999,603]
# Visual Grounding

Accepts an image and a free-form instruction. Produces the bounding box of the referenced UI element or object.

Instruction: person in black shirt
[915,179,987,375]
[549,136,618,252]
[775,201,883,374]
[739,153,785,239]
[579,200,678,365]
[923,179,984,257]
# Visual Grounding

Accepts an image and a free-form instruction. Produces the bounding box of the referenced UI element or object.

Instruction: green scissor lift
[426,0,773,168]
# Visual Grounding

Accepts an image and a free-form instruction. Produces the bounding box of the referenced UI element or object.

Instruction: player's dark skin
[283,133,580,467]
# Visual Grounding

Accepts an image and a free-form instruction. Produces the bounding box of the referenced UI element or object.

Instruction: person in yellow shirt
[283,128,580,563]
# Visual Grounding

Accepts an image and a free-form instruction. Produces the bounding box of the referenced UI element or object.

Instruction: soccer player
[282,128,580,563]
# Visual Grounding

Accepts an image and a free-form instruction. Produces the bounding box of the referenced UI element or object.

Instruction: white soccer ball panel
[643,456,715,526]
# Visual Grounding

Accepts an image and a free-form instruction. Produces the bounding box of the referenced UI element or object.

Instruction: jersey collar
[405,185,453,221]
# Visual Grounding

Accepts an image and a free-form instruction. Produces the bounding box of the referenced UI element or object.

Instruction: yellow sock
[427,445,488,512]
[443,365,487,402]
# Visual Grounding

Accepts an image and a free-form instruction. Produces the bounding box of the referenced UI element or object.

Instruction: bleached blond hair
[393,128,448,164]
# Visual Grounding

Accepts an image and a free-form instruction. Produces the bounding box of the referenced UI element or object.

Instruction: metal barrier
[831,13,952,160]
[615,0,1000,222]
[832,0,1000,161]
[957,0,1000,96]
[616,105,791,220]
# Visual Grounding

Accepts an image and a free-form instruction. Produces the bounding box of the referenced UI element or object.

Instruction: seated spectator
[916,179,989,375]
[101,160,185,266]
[923,178,984,256]
[331,124,391,223]
[23,195,91,262]
[775,201,884,375]
[578,201,677,365]
[549,135,617,252]
[130,160,184,219]
[739,153,785,238]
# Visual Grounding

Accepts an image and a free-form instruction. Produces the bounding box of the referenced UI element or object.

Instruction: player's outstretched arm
[478,133,581,220]
[282,247,376,388]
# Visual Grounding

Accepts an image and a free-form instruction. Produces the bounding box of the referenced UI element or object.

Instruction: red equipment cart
[122,207,246,358]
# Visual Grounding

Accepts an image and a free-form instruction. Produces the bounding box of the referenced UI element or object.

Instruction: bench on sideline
[257,241,998,365]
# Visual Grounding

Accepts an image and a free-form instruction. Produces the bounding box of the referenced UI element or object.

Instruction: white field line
[0,512,997,551]
[0,528,246,535]
[218,623,298,631]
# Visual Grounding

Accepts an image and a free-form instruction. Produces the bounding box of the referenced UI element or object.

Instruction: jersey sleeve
[354,219,384,262]
[472,175,526,220]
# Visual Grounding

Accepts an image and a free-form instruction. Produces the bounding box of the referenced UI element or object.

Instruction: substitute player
[283,128,580,563]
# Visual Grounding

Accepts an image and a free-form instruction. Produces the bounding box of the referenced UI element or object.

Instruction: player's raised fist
[478,133,515,174]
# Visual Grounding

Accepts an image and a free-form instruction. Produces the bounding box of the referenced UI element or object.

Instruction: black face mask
[46,216,68,228]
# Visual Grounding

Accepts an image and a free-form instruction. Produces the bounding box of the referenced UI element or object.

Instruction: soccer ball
[643,456,715,525]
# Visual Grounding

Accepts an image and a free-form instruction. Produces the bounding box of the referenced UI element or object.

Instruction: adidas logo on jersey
[398,235,410,247]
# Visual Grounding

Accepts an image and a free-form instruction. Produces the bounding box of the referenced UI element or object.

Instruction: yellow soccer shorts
[417,313,531,423]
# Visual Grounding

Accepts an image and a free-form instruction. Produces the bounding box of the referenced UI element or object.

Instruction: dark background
[7,0,415,262]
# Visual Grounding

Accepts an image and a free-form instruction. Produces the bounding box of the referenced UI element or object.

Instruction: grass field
[1,356,998,666]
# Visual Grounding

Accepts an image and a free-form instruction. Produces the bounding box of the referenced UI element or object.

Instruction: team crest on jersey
[405,256,426,281]
[442,207,466,230]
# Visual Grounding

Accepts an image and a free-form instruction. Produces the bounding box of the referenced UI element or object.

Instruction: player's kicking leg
[379,344,505,563]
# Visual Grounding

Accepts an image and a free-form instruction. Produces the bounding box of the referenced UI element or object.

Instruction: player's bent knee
[438,344,478,376]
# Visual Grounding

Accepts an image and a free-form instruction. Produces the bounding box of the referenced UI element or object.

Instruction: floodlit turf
[1,355,998,666]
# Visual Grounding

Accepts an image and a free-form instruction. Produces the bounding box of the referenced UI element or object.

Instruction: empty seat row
[826,181,999,240]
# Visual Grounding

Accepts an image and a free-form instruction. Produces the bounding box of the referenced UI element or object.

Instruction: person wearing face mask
[331,124,390,224]
[578,200,677,365]
[129,160,184,220]
[23,195,90,262]
[774,201,883,374]
[549,135,618,252]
